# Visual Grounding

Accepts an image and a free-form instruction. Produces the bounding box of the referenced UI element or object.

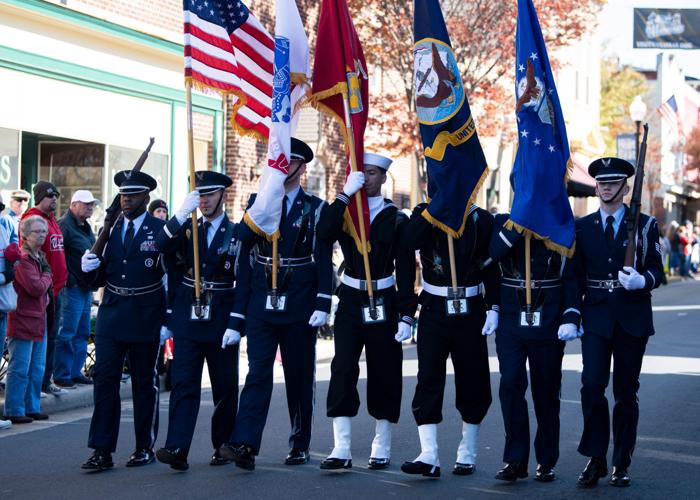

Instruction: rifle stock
[624,124,648,267]
[91,137,155,256]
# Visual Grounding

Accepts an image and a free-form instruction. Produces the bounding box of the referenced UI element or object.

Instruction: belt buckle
[604,280,616,292]
[115,287,127,296]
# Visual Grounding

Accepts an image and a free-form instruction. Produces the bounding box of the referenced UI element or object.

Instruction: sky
[598,0,700,79]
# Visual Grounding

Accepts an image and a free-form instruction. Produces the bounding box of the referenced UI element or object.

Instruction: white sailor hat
[363,152,393,171]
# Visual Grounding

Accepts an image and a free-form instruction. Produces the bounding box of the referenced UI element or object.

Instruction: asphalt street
[1,279,699,499]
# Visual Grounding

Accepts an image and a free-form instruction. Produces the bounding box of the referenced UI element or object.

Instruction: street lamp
[629,95,647,165]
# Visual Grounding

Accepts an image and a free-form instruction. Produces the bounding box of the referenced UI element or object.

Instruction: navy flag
[413,0,488,238]
[507,0,575,256]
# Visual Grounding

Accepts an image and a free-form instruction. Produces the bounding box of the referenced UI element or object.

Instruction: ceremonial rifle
[624,123,648,268]
[91,138,155,257]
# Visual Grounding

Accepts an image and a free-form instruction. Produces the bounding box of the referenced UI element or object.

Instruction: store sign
[634,8,700,50]
[616,133,637,164]
[0,127,20,190]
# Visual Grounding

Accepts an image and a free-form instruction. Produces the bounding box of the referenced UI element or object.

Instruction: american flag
[658,95,685,139]
[184,0,274,141]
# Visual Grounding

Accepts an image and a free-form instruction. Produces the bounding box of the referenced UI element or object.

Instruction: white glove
[159,326,173,345]
[342,172,365,197]
[618,266,645,291]
[394,321,412,343]
[221,329,241,348]
[481,310,499,336]
[175,190,201,224]
[557,323,579,341]
[308,310,329,327]
[81,250,100,272]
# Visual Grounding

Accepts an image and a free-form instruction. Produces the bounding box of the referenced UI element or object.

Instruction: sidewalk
[0,338,337,418]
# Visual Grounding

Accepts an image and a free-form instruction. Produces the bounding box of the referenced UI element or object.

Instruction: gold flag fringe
[421,166,490,239]
[243,212,281,242]
[503,219,576,258]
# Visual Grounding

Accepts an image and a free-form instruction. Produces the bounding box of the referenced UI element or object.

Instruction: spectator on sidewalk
[148,199,168,221]
[2,216,54,424]
[0,193,16,396]
[22,181,67,397]
[54,191,97,388]
[0,189,30,244]
[678,225,691,278]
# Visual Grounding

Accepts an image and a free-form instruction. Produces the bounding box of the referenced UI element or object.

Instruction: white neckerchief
[368,196,385,224]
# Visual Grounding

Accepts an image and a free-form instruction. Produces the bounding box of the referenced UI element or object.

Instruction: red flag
[308,0,369,250]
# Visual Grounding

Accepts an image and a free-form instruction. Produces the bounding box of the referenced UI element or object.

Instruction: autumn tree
[599,58,648,155]
[347,0,605,168]
[685,123,700,174]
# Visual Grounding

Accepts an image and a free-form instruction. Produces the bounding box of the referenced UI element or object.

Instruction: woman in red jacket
[2,215,53,424]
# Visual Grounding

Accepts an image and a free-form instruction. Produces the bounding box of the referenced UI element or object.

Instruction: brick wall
[67,0,182,35]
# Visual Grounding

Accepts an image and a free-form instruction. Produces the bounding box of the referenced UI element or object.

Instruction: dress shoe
[495,462,528,482]
[285,448,310,465]
[82,450,114,471]
[126,448,155,467]
[26,413,49,421]
[210,449,233,466]
[230,444,256,471]
[452,463,475,476]
[400,461,440,478]
[156,447,189,471]
[54,379,77,389]
[5,415,33,424]
[320,457,352,470]
[368,457,390,470]
[534,464,555,482]
[609,467,631,487]
[577,457,608,488]
[72,375,93,385]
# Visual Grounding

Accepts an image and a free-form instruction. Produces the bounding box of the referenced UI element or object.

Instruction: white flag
[244,0,310,238]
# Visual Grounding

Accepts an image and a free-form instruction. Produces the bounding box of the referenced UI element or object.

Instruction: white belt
[422,281,484,298]
[341,273,396,291]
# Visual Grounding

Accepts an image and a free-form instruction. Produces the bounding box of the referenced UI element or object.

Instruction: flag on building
[308,0,369,251]
[413,0,488,238]
[183,0,274,141]
[244,0,310,238]
[507,0,575,257]
[658,95,685,139]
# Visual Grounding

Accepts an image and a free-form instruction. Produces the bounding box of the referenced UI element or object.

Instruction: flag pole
[186,81,203,315]
[447,234,461,311]
[341,90,375,316]
[525,233,532,324]
[270,237,279,307]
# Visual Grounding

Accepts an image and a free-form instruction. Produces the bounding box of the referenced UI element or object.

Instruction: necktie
[605,215,615,251]
[124,221,135,251]
[203,221,212,248]
[281,195,289,226]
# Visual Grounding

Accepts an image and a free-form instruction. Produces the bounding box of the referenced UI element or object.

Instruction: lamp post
[629,95,647,165]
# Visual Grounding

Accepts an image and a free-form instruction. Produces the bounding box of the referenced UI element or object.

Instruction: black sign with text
[634,8,700,50]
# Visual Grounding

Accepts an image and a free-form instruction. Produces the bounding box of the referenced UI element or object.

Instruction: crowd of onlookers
[0,182,169,430]
[660,219,699,279]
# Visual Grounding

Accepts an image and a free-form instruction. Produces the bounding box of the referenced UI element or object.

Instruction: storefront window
[107,145,169,204]
[0,127,21,191]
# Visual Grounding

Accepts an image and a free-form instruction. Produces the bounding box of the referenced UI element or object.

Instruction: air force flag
[507,0,575,256]
[413,0,488,238]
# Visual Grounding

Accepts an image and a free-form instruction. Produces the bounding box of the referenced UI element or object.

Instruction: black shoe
[210,449,233,466]
[453,463,475,476]
[577,458,608,488]
[320,457,352,470]
[495,462,528,482]
[6,415,33,424]
[534,464,555,482]
[609,467,630,487]
[285,448,310,465]
[400,461,440,478]
[368,457,390,470]
[54,379,76,389]
[26,413,49,421]
[126,448,155,467]
[82,450,114,471]
[156,447,189,471]
[230,444,256,471]
[72,375,93,385]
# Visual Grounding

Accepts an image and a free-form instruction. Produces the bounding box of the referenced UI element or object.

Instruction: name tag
[190,304,211,322]
[362,297,386,324]
[519,309,542,327]
[265,293,287,312]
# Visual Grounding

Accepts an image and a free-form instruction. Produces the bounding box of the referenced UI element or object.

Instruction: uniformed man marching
[488,213,581,483]
[154,171,240,471]
[574,157,662,488]
[220,138,333,470]
[316,153,414,471]
[80,171,166,471]
[399,202,499,478]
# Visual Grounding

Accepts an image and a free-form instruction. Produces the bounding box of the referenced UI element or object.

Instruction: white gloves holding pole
[618,266,645,291]
[343,172,365,197]
[81,250,100,273]
[175,190,201,224]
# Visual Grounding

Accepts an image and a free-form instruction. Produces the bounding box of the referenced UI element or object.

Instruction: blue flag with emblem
[413,0,488,238]
[507,0,575,257]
